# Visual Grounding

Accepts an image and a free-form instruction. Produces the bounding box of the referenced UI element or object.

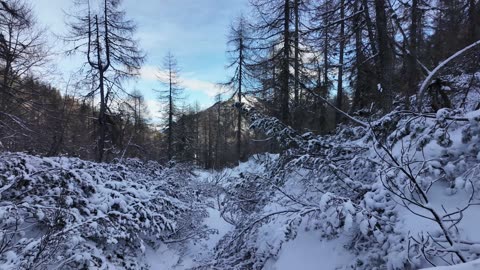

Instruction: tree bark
[406,0,419,96]
[294,0,300,107]
[362,0,378,56]
[468,0,477,43]
[237,36,243,161]
[352,0,363,112]
[281,0,290,124]
[323,15,329,95]
[374,0,394,111]
[336,0,345,126]
[95,15,107,163]
[168,62,173,161]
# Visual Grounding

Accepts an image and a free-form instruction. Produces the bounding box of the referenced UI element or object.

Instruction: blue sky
[33,0,248,120]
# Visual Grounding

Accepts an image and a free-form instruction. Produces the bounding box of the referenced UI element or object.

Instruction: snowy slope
[422,259,480,270]
[3,101,480,270]
[0,153,209,269]
[263,230,354,270]
[187,106,480,269]
[146,205,233,270]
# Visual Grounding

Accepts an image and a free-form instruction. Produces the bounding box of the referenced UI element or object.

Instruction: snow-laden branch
[417,39,480,110]
[234,102,310,150]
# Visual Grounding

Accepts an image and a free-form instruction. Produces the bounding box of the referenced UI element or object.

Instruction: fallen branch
[417,39,480,110]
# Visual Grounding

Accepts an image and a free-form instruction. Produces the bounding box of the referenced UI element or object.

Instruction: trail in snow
[147,165,357,270]
[146,205,233,269]
[146,168,234,269]
[264,230,354,270]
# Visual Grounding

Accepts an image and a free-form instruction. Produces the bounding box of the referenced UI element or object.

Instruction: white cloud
[145,99,164,123]
[140,66,162,81]
[181,78,221,97]
[140,66,221,97]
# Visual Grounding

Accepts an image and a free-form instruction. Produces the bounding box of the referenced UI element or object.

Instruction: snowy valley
[1,0,480,269]
[4,88,480,269]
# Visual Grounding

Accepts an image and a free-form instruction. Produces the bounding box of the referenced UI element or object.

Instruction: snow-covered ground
[3,104,480,270]
[146,205,233,270]
[422,259,480,270]
[264,231,354,270]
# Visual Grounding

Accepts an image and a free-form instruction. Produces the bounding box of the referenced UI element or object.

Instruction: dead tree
[155,52,183,161]
[250,0,293,124]
[0,0,48,147]
[65,0,144,162]
[225,15,251,162]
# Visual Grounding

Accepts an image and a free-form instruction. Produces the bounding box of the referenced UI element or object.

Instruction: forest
[0,0,480,269]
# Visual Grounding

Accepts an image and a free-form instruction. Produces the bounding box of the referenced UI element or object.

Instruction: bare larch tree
[156,52,183,161]
[65,0,145,162]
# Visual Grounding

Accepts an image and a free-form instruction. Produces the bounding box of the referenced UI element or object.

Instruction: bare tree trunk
[323,17,329,93]
[468,0,477,43]
[1,25,14,115]
[203,115,209,168]
[95,15,107,163]
[362,0,378,56]
[237,37,243,162]
[215,100,221,168]
[1,59,11,113]
[294,0,300,108]
[336,0,345,126]
[207,112,213,169]
[281,0,290,124]
[272,64,276,103]
[168,65,173,161]
[361,0,381,108]
[352,0,363,112]
[406,0,419,97]
[194,102,200,165]
[374,0,394,111]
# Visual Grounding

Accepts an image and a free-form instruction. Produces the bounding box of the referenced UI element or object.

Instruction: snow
[145,196,233,269]
[417,39,480,109]
[466,109,480,122]
[0,153,208,269]
[202,207,234,249]
[422,259,480,270]
[145,245,185,270]
[182,205,234,265]
[264,230,354,270]
[378,83,383,92]
[436,108,451,121]
[5,73,480,269]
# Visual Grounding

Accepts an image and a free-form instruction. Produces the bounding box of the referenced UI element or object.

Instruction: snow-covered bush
[0,153,207,269]
[197,96,480,269]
